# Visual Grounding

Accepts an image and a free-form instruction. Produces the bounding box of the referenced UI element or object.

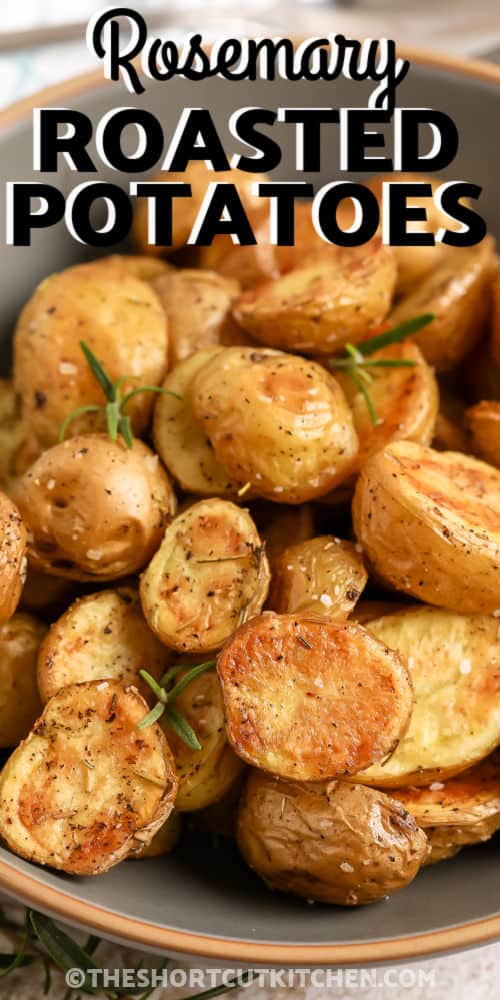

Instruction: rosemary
[138,660,216,749]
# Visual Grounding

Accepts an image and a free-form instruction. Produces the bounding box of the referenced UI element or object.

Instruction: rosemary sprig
[58,341,181,448]
[327,313,434,427]
[137,660,216,749]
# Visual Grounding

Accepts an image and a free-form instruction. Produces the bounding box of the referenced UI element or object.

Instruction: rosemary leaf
[121,386,183,406]
[348,370,379,427]
[139,670,168,703]
[355,313,435,356]
[165,704,202,750]
[136,701,166,731]
[167,661,216,702]
[58,405,102,444]
[79,341,115,400]
[117,414,134,448]
[29,911,98,994]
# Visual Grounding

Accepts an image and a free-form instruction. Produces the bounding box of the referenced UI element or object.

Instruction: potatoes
[267,536,367,619]
[163,666,244,812]
[37,587,169,703]
[0,378,24,493]
[391,752,500,827]
[0,491,27,624]
[433,387,469,453]
[425,814,500,865]
[233,239,397,355]
[358,608,500,787]
[141,499,270,652]
[465,401,500,467]
[153,350,239,497]
[252,502,314,571]
[134,810,182,858]
[217,612,413,781]
[0,613,46,747]
[99,254,172,283]
[237,772,428,905]
[389,237,497,371]
[0,680,178,875]
[490,272,500,365]
[15,435,175,581]
[352,440,500,614]
[191,347,359,502]
[13,261,168,450]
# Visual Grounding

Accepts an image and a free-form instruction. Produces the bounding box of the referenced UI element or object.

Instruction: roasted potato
[0,378,24,494]
[153,349,239,497]
[352,440,500,614]
[252,501,315,572]
[465,401,500,467]
[37,587,169,703]
[0,613,46,747]
[233,239,397,355]
[432,386,470,453]
[490,272,500,365]
[0,680,178,874]
[13,261,168,450]
[349,599,413,625]
[358,608,500,787]
[391,752,500,827]
[15,435,175,581]
[267,536,367,619]
[134,810,183,858]
[425,813,500,865]
[237,771,429,905]
[191,347,359,503]
[140,499,270,652]
[389,237,497,372]
[217,612,413,781]
[99,253,172,283]
[0,490,26,624]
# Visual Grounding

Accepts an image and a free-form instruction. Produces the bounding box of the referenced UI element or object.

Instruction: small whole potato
[0,490,27,624]
[0,613,46,747]
[98,253,172,283]
[465,401,500,467]
[237,772,429,905]
[191,347,359,503]
[16,435,175,580]
[141,499,270,652]
[267,535,367,620]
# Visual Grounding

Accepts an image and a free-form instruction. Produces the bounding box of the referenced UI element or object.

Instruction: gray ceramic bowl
[0,47,499,964]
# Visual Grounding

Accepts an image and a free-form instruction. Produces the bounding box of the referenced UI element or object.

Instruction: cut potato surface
[425,813,500,866]
[352,440,500,614]
[0,613,46,747]
[141,499,270,653]
[237,771,428,905]
[0,490,27,625]
[391,752,500,827]
[37,588,169,703]
[217,612,413,781]
[358,608,500,787]
[267,536,367,620]
[0,680,178,875]
[465,401,500,468]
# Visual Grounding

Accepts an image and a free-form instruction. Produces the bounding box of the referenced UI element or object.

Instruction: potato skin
[0,613,46,747]
[0,491,27,624]
[192,347,359,503]
[16,435,175,581]
[267,536,367,620]
[425,813,500,865]
[141,499,270,653]
[352,440,500,614]
[99,254,172,283]
[237,772,428,905]
[134,810,182,858]
[217,612,413,781]
[465,401,500,468]
[391,752,500,827]
[0,680,178,875]
[13,262,168,449]
[37,587,169,703]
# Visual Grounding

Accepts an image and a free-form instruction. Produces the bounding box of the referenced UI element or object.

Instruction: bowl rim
[1,43,500,964]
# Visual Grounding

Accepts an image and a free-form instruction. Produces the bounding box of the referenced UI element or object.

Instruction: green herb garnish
[138,660,216,748]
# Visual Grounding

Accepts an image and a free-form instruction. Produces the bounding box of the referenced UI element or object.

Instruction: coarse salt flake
[429,782,445,791]
[47,479,56,490]
[97,681,109,691]
[59,361,78,375]
[340,861,354,873]
[459,658,472,675]
[86,548,103,561]
[320,593,333,608]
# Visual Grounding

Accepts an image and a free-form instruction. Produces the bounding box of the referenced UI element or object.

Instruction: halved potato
[425,813,500,866]
[391,752,500,827]
[191,347,359,503]
[465,401,500,467]
[37,587,169,703]
[217,612,413,781]
[267,536,367,620]
[352,440,500,614]
[0,613,46,747]
[237,771,429,905]
[133,810,182,858]
[358,608,500,787]
[0,680,178,875]
[140,499,270,653]
[0,490,26,624]
[153,350,239,497]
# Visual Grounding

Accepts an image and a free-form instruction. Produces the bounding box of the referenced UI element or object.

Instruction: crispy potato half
[352,440,500,614]
[16,435,175,581]
[37,587,169,703]
[191,347,359,503]
[391,752,500,827]
[237,772,428,905]
[0,680,178,875]
[141,499,270,652]
[358,608,500,787]
[0,490,26,624]
[153,350,239,497]
[0,613,46,747]
[217,612,413,781]
[465,401,500,468]
[233,239,396,355]
[425,814,500,865]
[267,536,367,620]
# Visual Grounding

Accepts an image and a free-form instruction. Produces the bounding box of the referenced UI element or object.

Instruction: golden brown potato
[37,587,169,703]
[391,752,500,827]
[141,499,270,652]
[425,814,500,865]
[267,536,367,620]
[432,386,469,453]
[0,378,24,494]
[0,680,178,875]
[358,608,500,787]
[237,772,428,905]
[16,435,175,581]
[134,810,182,858]
[389,237,497,372]
[465,401,500,467]
[192,347,359,503]
[0,490,26,624]
[252,502,315,572]
[99,254,172,283]
[352,440,500,614]
[233,239,397,355]
[163,666,244,812]
[217,612,413,781]
[349,599,413,625]
[13,261,168,450]
[0,613,46,747]
[490,272,500,365]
